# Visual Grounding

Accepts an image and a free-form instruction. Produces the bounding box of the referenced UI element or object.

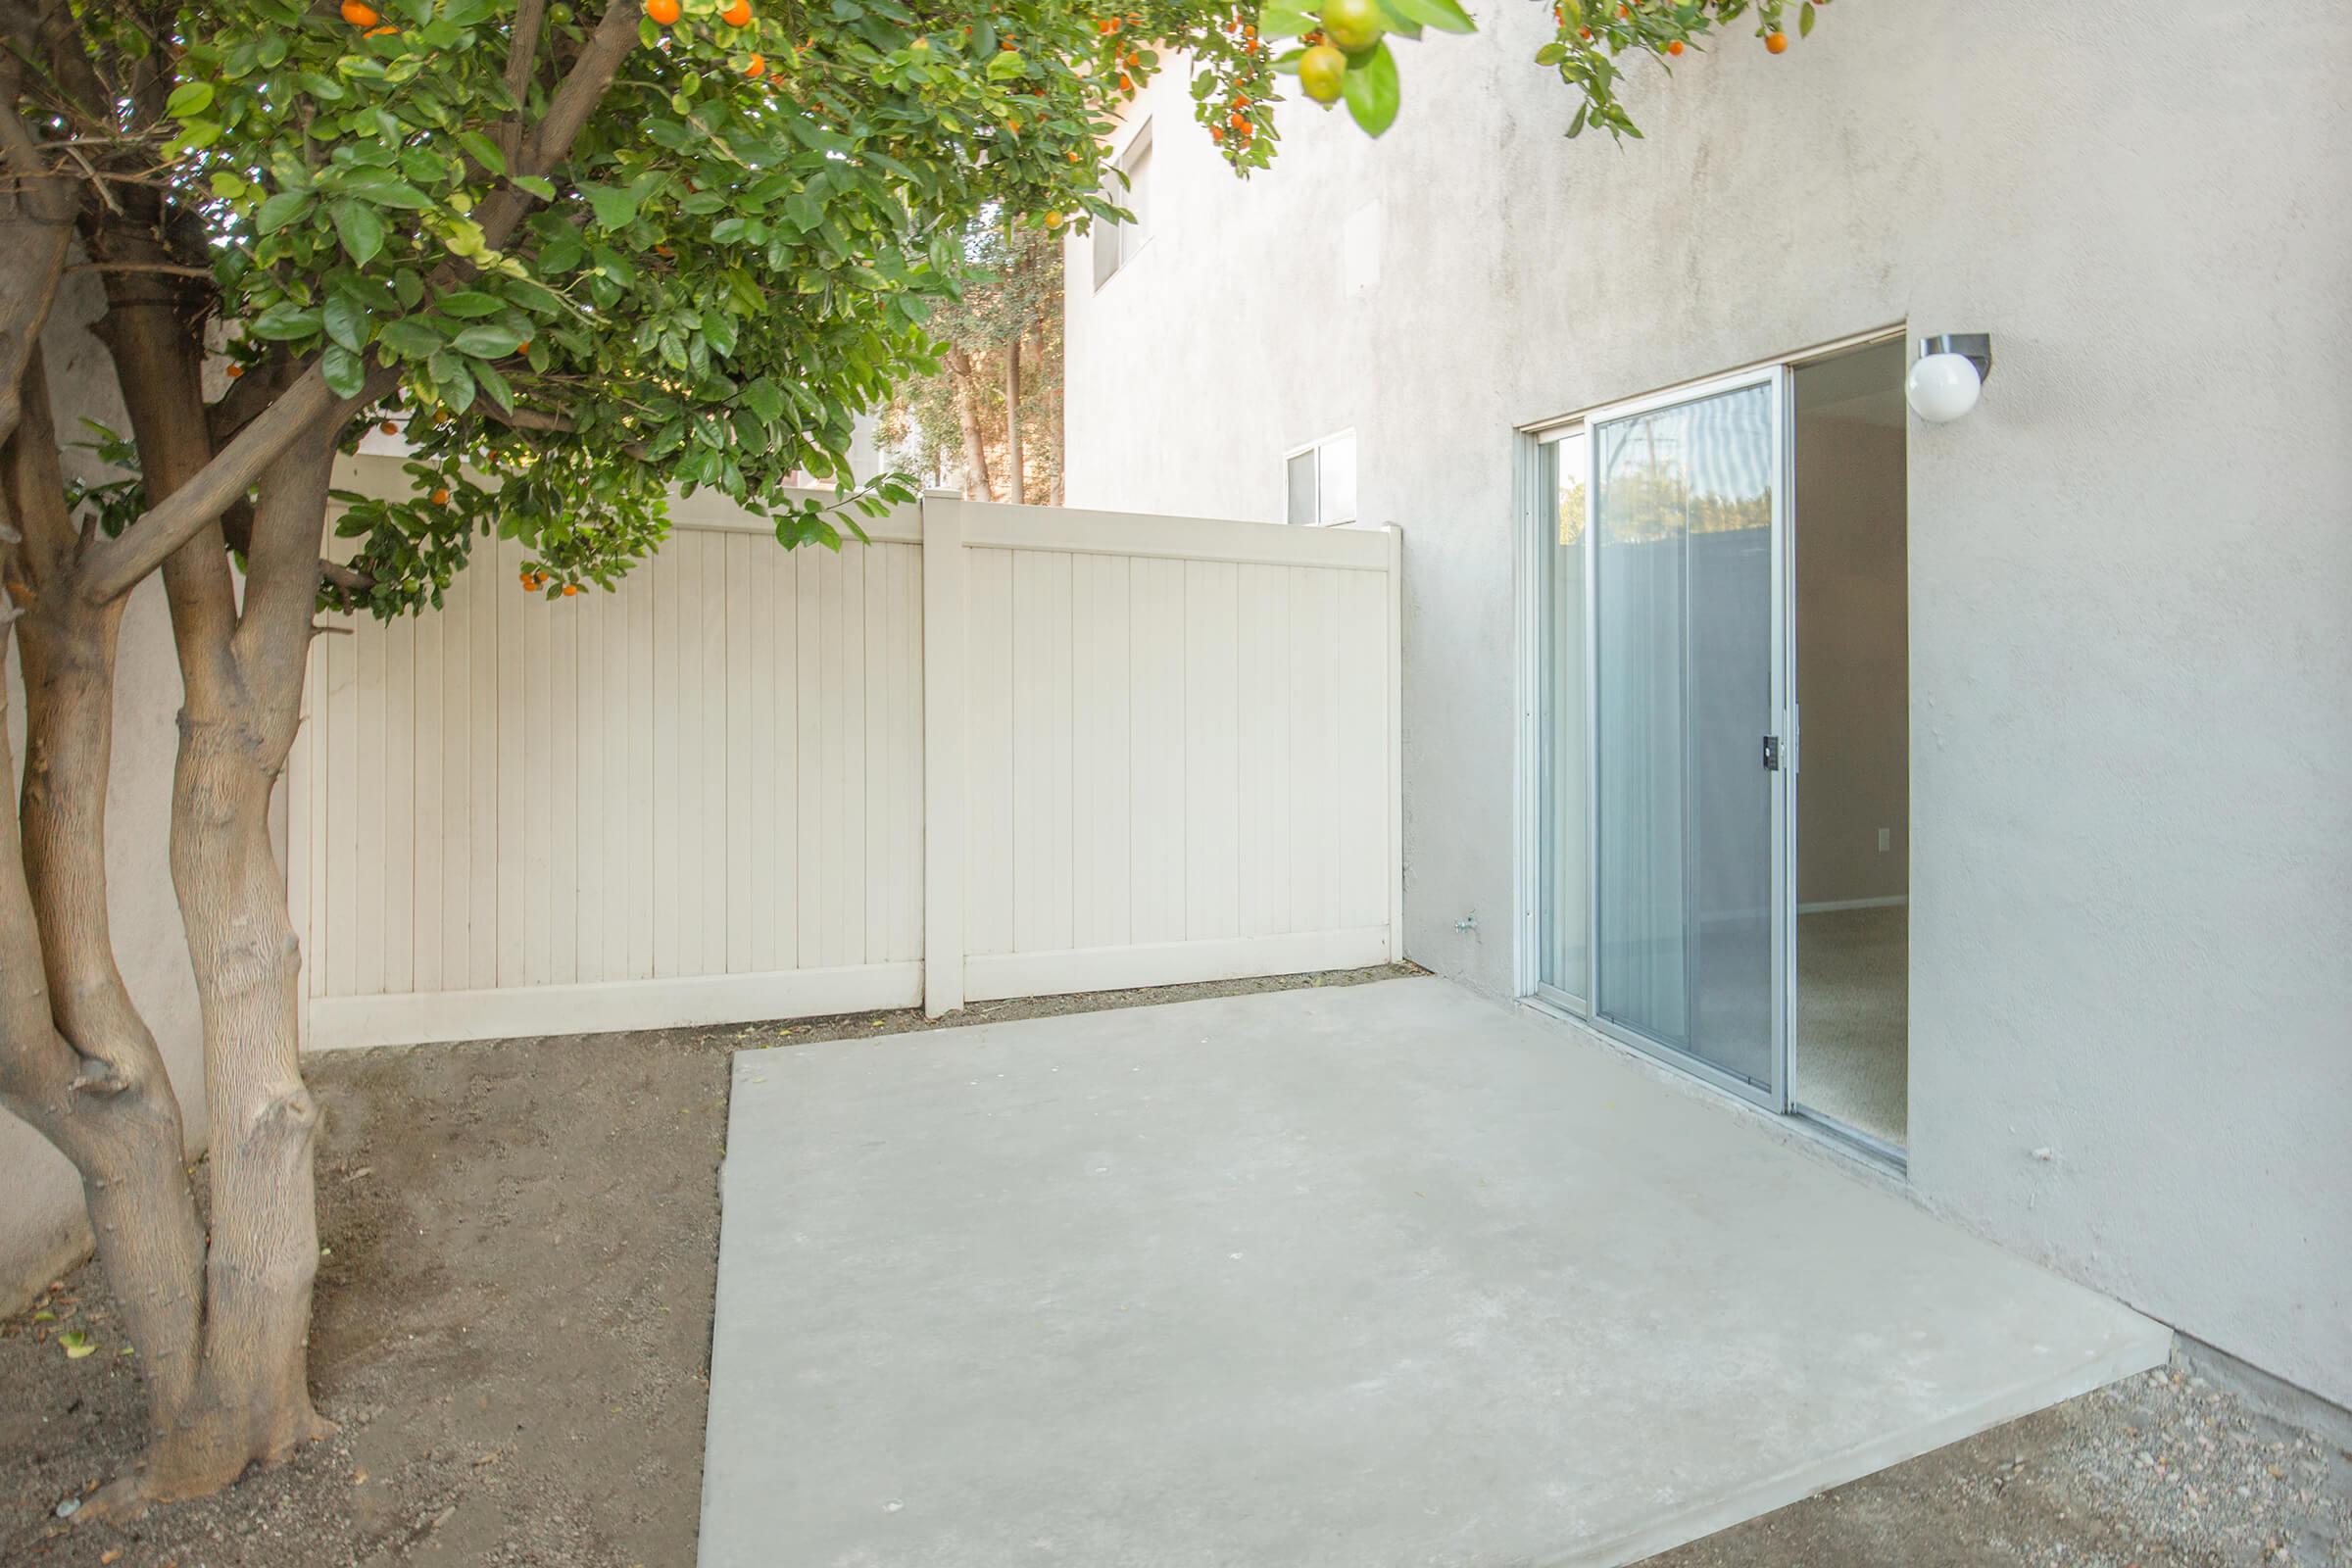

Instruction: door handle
[1761,735,1782,771]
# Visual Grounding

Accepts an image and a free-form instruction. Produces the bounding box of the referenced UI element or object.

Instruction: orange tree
[0,0,1837,1514]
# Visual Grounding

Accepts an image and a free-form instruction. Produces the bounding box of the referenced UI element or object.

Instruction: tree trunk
[3,352,209,1432]
[134,413,341,1498]
[1040,319,1063,507]
[1003,336,1023,506]
[945,346,996,502]
[77,264,336,1505]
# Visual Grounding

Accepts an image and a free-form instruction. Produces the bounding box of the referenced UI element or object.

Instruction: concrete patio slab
[699,977,2169,1567]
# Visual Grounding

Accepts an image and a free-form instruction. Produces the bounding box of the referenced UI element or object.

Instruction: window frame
[1282,428,1359,527]
[1092,120,1154,289]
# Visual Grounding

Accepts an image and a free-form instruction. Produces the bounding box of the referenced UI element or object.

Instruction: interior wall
[0,275,207,1312]
[1794,411,1909,906]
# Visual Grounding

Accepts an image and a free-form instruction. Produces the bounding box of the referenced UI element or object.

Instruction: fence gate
[290,460,1402,1050]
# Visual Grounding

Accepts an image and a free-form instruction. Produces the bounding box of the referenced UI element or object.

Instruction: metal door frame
[1577,364,1792,1113]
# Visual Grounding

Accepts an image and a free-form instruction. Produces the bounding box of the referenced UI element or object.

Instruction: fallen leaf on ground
[58,1330,96,1359]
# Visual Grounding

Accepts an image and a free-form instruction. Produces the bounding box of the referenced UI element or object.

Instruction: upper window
[1284,430,1358,526]
[1092,122,1153,288]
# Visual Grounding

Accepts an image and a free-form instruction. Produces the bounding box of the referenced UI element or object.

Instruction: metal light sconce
[1905,332,1994,423]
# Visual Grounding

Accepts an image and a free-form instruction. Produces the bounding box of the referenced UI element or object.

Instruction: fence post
[1385,522,1405,964]
[921,492,967,1016]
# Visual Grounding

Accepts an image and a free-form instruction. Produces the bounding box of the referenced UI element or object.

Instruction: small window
[1092,122,1153,288]
[1283,430,1357,526]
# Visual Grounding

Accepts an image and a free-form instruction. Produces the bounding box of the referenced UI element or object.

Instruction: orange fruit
[563,584,579,597]
[1666,37,1684,55]
[515,340,531,354]
[745,52,764,75]
[431,487,451,506]
[721,0,753,24]
[1764,29,1788,52]
[645,0,680,26]
[379,419,398,434]
[364,24,396,35]
[340,0,377,24]
[225,364,245,378]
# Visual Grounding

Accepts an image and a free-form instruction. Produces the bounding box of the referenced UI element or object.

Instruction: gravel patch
[1643,1361,2351,1568]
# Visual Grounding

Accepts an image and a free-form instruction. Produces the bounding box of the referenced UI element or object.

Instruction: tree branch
[0,57,80,454]
[496,0,549,170]
[231,417,338,715]
[2,342,80,583]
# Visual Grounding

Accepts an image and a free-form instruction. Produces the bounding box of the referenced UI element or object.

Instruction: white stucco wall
[1,277,207,1310]
[1064,5,2352,1404]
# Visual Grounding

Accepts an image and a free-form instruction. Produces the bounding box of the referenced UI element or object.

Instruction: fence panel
[942,501,1397,1005]
[292,465,1399,1049]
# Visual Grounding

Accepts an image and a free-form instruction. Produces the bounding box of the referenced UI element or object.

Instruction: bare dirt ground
[5,959,2345,1568]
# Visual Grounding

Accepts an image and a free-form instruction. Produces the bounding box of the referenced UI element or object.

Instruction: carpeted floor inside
[1792,904,1908,1147]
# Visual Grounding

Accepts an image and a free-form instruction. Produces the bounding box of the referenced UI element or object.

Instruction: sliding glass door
[1587,371,1788,1105]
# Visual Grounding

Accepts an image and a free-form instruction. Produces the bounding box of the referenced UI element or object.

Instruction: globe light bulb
[1905,351,1983,423]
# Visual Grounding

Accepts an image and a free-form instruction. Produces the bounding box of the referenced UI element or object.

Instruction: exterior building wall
[1063,3,2352,1405]
[2,274,207,1310]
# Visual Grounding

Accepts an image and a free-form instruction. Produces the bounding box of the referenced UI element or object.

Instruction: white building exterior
[1063,2,2352,1412]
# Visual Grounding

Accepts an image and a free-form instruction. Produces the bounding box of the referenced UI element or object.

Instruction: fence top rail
[953,500,1394,571]
[331,456,1393,570]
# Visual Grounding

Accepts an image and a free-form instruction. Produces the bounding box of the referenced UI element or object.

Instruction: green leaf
[331,200,385,266]
[458,129,508,174]
[514,174,557,200]
[1798,1,1816,36]
[472,357,515,413]
[1385,0,1476,32]
[165,80,216,119]
[321,343,366,399]
[254,188,312,234]
[583,181,643,230]
[1259,4,1316,38]
[378,318,443,359]
[435,290,505,318]
[323,292,368,353]
[1342,41,1402,138]
[742,377,784,422]
[449,324,525,359]
[248,304,322,341]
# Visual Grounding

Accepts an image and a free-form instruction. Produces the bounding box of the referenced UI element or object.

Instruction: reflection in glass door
[1590,375,1786,1104]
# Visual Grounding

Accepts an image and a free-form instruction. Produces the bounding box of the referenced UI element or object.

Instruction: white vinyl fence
[290,459,1401,1051]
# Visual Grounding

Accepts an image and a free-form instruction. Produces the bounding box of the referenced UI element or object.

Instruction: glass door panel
[1592,378,1783,1101]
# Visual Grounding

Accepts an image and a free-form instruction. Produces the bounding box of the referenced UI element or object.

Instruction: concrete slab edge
[1559,1322,2176,1568]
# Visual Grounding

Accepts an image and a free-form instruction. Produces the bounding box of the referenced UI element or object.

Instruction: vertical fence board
[1337,568,1389,930]
[1071,554,1133,951]
[1182,560,1241,942]
[1236,564,1291,939]
[1127,557,1187,945]
[1011,550,1075,954]
[964,547,1015,957]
